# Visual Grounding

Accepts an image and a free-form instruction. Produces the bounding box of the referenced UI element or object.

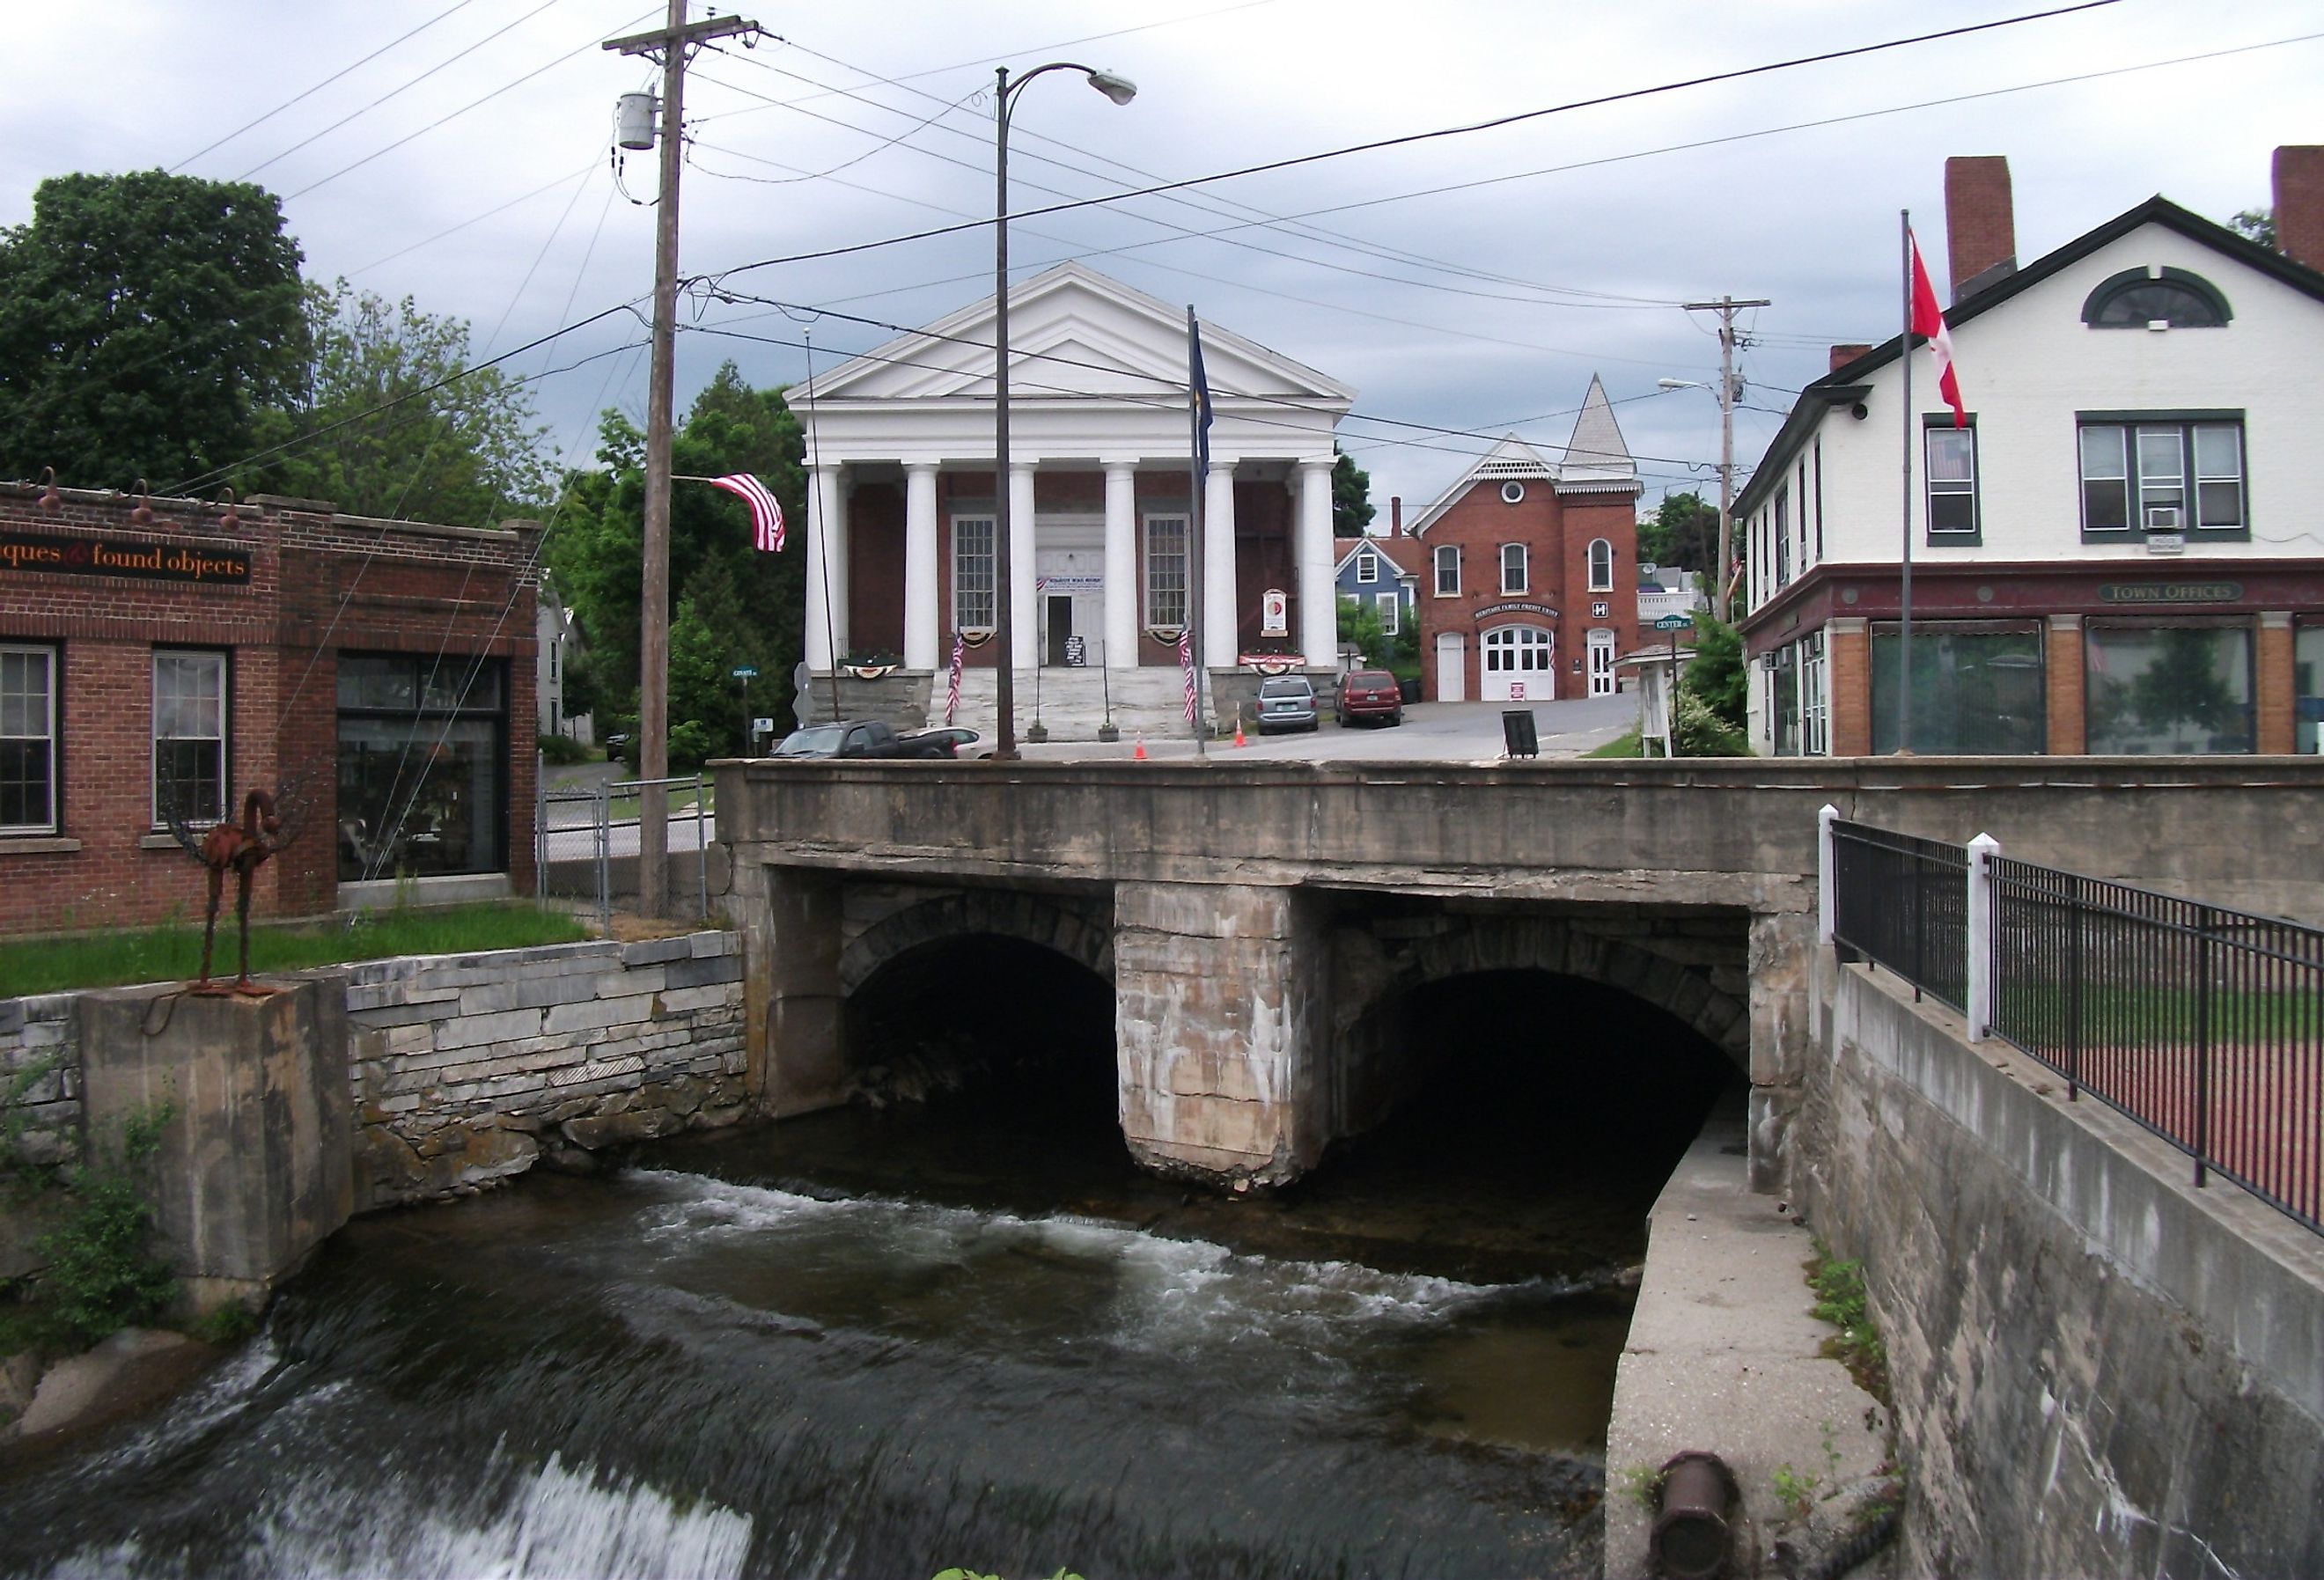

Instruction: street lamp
[991,62,1136,761]
[1659,374,1743,621]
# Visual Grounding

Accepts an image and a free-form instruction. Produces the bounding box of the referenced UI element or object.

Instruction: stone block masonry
[345,932,746,1208]
[0,994,83,1279]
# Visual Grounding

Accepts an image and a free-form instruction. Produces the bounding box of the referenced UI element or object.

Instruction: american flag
[944,628,965,725]
[708,474,785,552]
[1177,627,1197,724]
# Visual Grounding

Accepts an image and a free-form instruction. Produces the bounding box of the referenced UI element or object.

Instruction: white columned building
[792,263,1355,739]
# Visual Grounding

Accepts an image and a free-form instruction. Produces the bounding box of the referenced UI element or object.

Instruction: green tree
[0,171,306,492]
[245,280,554,523]
[1639,491,1717,575]
[1332,445,1374,537]
[548,362,807,741]
[1336,595,1390,667]
[2230,207,2276,249]
[1679,613,1747,731]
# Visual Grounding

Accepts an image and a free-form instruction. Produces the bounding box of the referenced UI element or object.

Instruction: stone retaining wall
[0,994,82,1278]
[346,932,746,1209]
[1801,959,2324,1578]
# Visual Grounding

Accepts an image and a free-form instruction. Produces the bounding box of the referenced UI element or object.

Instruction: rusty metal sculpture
[162,781,307,996]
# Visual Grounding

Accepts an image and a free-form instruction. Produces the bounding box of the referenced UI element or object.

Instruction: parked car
[771,719,954,760]
[1254,675,1319,734]
[911,726,985,759]
[1338,669,1403,727]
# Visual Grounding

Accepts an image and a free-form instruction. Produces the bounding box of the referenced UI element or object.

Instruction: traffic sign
[1654,614,1694,631]
[731,665,758,679]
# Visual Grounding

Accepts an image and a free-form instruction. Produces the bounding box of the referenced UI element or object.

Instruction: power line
[173,0,482,173]
[348,161,598,277]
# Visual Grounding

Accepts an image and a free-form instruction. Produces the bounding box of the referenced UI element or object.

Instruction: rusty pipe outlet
[1651,1450,1740,1579]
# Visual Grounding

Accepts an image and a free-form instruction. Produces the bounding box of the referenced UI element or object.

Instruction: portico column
[1103,461,1138,667]
[804,463,847,670]
[1204,461,1238,664]
[1296,458,1335,665]
[903,464,939,671]
[1008,463,1039,670]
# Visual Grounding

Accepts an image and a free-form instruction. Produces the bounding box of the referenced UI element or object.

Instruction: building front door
[1588,628,1616,697]
[1435,632,1467,702]
[1045,595,1074,667]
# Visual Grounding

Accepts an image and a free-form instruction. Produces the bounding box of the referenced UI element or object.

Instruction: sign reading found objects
[0,527,251,584]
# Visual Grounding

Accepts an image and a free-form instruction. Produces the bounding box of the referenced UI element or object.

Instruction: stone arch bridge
[713,756,2324,1191]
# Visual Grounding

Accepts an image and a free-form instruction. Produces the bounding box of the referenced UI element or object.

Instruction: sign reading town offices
[0,527,251,585]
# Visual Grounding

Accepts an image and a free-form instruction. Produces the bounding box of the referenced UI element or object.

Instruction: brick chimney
[1390,495,1403,535]
[2274,145,2324,272]
[1829,343,1873,374]
[1945,155,2017,302]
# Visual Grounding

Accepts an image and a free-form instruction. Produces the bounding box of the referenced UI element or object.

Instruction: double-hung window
[153,650,227,827]
[1587,538,1614,592]
[2,644,57,834]
[1376,592,1400,635]
[2078,413,2246,539]
[1774,488,1791,587]
[952,514,997,630]
[1434,544,1460,596]
[1144,512,1188,628]
[1356,551,1379,584]
[1926,419,1980,540]
[1499,543,1527,595]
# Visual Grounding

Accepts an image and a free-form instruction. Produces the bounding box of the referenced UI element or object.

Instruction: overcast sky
[5,0,2317,522]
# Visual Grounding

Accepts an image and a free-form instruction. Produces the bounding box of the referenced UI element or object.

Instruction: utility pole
[1682,296,1769,623]
[604,2,755,915]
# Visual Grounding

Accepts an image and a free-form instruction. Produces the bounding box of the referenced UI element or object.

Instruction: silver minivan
[1255,675,1319,733]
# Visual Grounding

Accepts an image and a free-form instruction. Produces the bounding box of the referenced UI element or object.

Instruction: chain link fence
[536,768,711,928]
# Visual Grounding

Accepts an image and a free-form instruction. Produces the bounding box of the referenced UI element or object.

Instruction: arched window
[1587,538,1614,592]
[2082,267,2231,328]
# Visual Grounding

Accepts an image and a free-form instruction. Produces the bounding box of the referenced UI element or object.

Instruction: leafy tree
[1639,490,1717,575]
[0,171,306,492]
[2230,207,2276,249]
[549,362,807,743]
[1679,613,1747,731]
[1332,445,1374,537]
[1672,687,1748,757]
[1336,595,1391,667]
[245,280,554,523]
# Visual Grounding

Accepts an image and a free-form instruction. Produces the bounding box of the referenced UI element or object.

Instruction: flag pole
[1898,209,1915,758]
[803,329,842,725]
[1186,305,1209,757]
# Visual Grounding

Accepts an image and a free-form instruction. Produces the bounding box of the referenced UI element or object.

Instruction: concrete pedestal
[80,980,352,1309]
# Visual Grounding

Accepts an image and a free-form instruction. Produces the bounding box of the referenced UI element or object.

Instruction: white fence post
[1967,832,2000,1041]
[1818,804,1840,945]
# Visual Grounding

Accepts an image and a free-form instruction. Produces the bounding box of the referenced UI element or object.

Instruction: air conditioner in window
[2144,505,2181,531]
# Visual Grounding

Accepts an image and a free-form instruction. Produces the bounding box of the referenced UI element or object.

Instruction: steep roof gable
[806,261,1354,408]
[1334,535,1416,577]
[1559,373,1637,490]
[1405,435,1554,536]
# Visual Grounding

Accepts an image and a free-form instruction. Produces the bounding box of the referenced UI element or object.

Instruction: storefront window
[1773,647,1800,756]
[336,654,505,882]
[2085,624,2253,755]
[1872,623,2045,754]
[2298,626,2324,753]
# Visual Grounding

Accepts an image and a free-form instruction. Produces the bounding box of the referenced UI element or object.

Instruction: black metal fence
[1829,819,1969,1012]
[1827,819,2322,1237]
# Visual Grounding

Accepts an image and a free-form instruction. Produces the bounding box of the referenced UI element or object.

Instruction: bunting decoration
[944,628,965,725]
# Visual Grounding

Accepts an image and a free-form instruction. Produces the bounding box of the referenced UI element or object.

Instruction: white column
[805,463,847,669]
[1203,462,1237,664]
[903,463,939,670]
[1967,832,2000,1041]
[1009,463,1038,670]
[1817,804,1840,944]
[1296,459,1335,665]
[1103,461,1138,667]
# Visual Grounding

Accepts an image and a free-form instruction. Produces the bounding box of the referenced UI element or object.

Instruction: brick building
[0,481,538,936]
[1407,377,1642,702]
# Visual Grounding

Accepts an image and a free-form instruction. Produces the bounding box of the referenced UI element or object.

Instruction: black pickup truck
[770,719,972,759]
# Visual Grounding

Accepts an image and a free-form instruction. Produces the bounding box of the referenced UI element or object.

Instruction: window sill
[139,832,188,851]
[2,836,81,855]
[1925,534,1984,547]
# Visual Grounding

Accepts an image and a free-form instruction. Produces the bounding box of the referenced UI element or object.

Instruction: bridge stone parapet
[714,755,2324,1191]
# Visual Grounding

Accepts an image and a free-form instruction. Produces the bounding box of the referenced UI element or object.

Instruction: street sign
[731,665,758,679]
[1654,614,1694,631]
[752,717,774,734]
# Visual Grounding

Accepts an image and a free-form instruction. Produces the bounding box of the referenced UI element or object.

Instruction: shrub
[537,732,594,766]
[1672,688,1749,756]
[27,1104,179,1349]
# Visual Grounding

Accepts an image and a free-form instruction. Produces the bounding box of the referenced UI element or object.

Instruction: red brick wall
[845,482,905,658]
[1415,479,1637,701]
[1944,155,2016,300]
[2274,145,2324,273]
[0,485,536,935]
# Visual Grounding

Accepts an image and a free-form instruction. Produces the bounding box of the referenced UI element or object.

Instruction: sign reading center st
[0,527,251,585]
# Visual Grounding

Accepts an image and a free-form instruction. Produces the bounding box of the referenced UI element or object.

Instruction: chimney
[2274,145,2324,271]
[1945,155,2016,303]
[1391,495,1403,535]
[1829,343,1873,375]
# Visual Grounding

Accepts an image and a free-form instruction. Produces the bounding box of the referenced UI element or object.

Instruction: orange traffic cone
[1133,733,1147,760]
[1233,719,1246,748]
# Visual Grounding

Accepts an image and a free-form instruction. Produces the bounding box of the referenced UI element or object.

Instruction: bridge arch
[839,889,1114,996]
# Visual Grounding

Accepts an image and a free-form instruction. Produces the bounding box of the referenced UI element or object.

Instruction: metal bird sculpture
[161,778,308,995]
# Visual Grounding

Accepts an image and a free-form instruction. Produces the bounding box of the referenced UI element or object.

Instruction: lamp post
[992,61,1136,761]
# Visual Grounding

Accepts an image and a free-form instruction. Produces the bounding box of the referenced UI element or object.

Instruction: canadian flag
[1908,230,1967,428]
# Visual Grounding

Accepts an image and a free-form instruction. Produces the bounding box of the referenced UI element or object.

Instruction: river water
[0,972,1726,1580]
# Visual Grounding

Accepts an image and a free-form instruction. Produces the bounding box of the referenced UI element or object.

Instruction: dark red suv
[1338,669,1404,727]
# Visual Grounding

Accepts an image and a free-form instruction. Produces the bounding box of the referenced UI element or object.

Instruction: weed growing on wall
[1807,1246,1890,1402]
[24,1102,180,1350]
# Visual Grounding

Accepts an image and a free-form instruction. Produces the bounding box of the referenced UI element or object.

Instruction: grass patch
[1808,1244,1889,1403]
[1997,980,2316,1043]
[0,901,591,997]
[1586,729,1644,758]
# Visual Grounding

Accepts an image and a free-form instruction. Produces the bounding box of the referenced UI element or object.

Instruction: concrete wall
[344,933,746,1209]
[1803,960,2324,1577]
